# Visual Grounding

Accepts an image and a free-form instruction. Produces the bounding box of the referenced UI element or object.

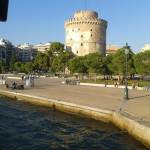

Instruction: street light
[124,43,129,100]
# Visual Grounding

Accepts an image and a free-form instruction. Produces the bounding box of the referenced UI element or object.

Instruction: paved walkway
[1,78,150,126]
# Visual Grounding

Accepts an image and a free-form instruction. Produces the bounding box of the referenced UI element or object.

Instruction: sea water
[0,96,148,150]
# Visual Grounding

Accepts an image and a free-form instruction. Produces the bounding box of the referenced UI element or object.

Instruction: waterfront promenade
[1,77,149,127]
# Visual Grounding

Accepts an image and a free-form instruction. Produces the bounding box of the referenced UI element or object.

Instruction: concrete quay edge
[0,89,149,148]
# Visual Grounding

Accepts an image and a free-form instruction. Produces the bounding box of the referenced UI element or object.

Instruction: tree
[24,62,33,73]
[84,53,106,74]
[109,47,135,76]
[105,54,114,75]
[47,42,64,55]
[49,42,64,53]
[51,50,74,73]
[47,42,65,68]
[14,62,25,73]
[68,57,87,74]
[9,53,17,71]
[0,60,6,73]
[34,52,49,72]
[134,51,150,75]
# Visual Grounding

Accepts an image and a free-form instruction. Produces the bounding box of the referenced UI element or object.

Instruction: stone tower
[65,10,107,56]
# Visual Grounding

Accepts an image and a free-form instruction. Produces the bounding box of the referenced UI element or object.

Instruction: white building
[33,42,51,53]
[106,44,120,55]
[140,44,150,52]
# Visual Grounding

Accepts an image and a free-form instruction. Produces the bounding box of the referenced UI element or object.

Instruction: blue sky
[0,0,150,52]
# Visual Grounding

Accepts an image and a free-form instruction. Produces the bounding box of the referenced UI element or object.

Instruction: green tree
[34,52,49,72]
[24,62,33,73]
[105,54,114,75]
[84,53,106,74]
[109,47,135,76]
[48,42,64,54]
[9,53,17,71]
[68,57,87,74]
[51,51,74,73]
[0,60,6,73]
[14,62,25,73]
[47,42,65,68]
[134,51,150,75]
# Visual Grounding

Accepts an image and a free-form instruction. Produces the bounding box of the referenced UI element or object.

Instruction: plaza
[1,77,149,127]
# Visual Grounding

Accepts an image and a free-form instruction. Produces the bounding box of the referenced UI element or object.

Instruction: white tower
[65,10,107,56]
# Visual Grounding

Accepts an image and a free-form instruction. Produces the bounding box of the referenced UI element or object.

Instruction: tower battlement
[65,19,107,27]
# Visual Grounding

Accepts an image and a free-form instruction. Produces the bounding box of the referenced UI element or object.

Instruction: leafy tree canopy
[48,42,64,54]
[0,60,6,73]
[68,56,87,74]
[109,47,135,75]
[134,51,150,75]
[24,62,33,73]
[34,52,49,72]
[14,62,25,73]
[84,53,106,74]
[52,50,74,73]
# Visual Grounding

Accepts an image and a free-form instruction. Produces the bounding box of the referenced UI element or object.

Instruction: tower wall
[65,10,107,56]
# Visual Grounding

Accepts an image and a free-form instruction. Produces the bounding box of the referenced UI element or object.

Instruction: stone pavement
[1,77,150,126]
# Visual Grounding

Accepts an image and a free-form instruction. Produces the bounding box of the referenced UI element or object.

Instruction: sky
[0,0,150,52]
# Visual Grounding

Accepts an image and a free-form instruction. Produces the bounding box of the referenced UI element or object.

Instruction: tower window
[91,34,93,37]
[90,29,92,31]
[76,51,78,54]
[81,35,83,38]
[81,43,83,46]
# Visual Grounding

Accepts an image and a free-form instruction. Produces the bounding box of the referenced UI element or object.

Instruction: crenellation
[65,20,103,27]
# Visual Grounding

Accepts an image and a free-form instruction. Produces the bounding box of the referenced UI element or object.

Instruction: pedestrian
[114,81,117,87]
[12,82,16,90]
[22,75,24,80]
[135,82,139,89]
[104,80,107,87]
[132,82,135,89]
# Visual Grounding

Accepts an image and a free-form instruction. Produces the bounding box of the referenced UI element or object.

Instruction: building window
[81,43,83,46]
[91,34,93,37]
[72,29,74,32]
[90,29,92,31]
[81,35,83,38]
[76,51,78,54]
[78,28,80,31]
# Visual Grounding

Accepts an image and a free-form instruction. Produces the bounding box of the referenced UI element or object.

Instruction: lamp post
[124,43,129,100]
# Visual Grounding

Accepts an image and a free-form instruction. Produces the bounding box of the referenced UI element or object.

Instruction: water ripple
[0,96,148,150]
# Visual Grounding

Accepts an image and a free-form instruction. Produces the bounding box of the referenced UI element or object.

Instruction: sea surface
[0,96,148,150]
